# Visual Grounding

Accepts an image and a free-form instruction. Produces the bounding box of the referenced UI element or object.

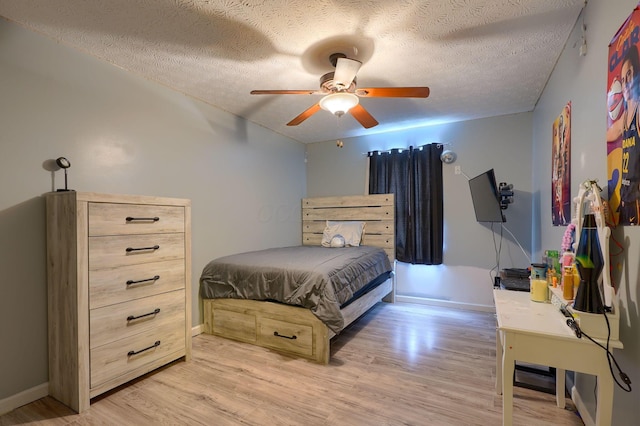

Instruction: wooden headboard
[301,194,395,262]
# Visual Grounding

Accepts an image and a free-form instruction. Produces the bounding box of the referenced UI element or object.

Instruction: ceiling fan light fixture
[319,92,359,116]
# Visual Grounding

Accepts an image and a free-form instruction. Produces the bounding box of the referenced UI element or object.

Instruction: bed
[199,194,395,363]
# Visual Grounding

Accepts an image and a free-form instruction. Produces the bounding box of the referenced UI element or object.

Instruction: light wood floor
[1,302,584,425]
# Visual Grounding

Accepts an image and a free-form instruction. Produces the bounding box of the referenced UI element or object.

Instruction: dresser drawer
[90,289,185,349]
[257,317,313,357]
[90,322,185,388]
[89,233,184,270]
[89,259,185,309]
[89,203,184,236]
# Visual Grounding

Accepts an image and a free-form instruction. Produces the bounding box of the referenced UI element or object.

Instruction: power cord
[561,307,632,392]
[490,222,503,287]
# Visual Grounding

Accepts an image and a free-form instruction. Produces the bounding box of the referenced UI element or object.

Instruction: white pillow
[321,221,365,247]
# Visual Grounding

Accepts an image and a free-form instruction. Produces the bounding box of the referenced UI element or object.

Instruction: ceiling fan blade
[350,104,379,128]
[333,57,362,89]
[287,103,322,126]
[251,89,320,95]
[355,87,430,98]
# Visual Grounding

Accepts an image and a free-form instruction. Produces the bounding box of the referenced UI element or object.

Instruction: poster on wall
[607,2,640,226]
[552,102,571,226]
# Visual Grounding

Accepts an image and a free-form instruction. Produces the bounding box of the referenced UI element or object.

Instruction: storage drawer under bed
[257,317,313,357]
[211,308,257,343]
[210,307,314,357]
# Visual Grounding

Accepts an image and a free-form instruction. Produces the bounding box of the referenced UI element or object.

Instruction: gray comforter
[199,245,392,333]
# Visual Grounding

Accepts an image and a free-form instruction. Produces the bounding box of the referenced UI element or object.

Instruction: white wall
[533,0,639,423]
[306,113,533,309]
[0,19,306,402]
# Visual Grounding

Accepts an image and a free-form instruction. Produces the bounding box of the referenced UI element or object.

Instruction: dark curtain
[368,144,443,264]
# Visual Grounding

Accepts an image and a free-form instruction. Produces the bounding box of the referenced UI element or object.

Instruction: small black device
[499,268,530,291]
[566,318,582,338]
[56,156,72,192]
[499,182,514,209]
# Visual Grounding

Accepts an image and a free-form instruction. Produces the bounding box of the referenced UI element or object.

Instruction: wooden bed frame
[202,194,395,364]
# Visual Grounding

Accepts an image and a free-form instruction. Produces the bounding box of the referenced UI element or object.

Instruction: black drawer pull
[126,245,160,252]
[126,216,160,222]
[128,340,160,356]
[273,331,297,340]
[126,275,160,286]
[127,308,160,321]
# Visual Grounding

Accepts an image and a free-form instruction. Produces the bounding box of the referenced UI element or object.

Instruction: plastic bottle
[562,266,574,300]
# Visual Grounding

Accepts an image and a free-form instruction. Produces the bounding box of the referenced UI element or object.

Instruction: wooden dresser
[45,192,191,413]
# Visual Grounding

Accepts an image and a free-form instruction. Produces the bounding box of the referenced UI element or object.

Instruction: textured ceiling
[0,0,584,144]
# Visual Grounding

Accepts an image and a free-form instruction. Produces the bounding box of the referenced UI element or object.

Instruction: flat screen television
[468,169,505,223]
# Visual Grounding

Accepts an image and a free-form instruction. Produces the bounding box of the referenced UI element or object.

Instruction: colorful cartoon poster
[552,102,572,226]
[607,3,640,226]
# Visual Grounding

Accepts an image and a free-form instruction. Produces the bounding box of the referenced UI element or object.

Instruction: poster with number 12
[607,2,640,226]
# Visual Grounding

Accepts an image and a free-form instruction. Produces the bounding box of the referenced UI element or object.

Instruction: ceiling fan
[250,53,430,129]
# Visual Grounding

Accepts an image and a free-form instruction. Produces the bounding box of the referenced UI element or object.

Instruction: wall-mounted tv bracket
[499,182,514,210]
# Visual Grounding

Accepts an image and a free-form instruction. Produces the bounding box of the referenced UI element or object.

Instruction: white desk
[494,289,623,426]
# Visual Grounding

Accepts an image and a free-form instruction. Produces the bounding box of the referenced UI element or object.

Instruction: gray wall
[307,113,533,308]
[534,0,639,423]
[0,19,306,401]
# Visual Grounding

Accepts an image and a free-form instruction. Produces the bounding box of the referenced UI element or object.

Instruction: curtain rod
[365,142,451,156]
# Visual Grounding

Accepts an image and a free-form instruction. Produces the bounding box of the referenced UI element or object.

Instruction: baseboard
[571,385,595,426]
[0,382,48,416]
[396,295,495,313]
[192,323,203,336]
